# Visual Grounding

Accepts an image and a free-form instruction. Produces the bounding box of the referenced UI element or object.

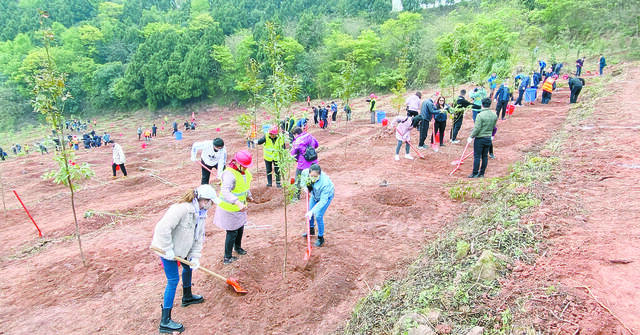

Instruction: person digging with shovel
[150,184,218,334]
[214,150,254,265]
[191,137,227,185]
[301,164,334,247]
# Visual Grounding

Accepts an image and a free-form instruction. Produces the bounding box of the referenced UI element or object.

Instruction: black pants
[224,226,244,259]
[265,160,281,186]
[152,129,157,136]
[576,66,582,76]
[541,91,552,104]
[201,160,218,185]
[515,88,525,105]
[313,113,318,124]
[321,118,328,129]
[433,121,446,145]
[112,163,127,176]
[472,137,492,176]
[451,117,463,141]
[418,120,430,147]
[570,86,582,103]
[331,111,337,121]
[496,100,508,119]
[138,134,141,140]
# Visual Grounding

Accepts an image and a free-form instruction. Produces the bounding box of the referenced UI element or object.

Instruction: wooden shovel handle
[150,246,226,282]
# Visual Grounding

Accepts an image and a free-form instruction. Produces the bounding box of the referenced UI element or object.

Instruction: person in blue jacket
[301,164,334,247]
[599,55,606,76]
[514,74,530,106]
[539,60,546,76]
[488,73,498,100]
[494,82,512,120]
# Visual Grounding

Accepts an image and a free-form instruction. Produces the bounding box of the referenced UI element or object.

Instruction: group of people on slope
[151,128,334,333]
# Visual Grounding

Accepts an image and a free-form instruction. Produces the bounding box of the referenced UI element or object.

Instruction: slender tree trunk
[68,178,87,266]
[282,167,288,279]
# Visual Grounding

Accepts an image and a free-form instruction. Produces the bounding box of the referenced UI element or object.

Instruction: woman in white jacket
[111,139,127,178]
[150,184,218,334]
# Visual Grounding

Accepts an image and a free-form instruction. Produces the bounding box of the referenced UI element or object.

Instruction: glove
[162,249,175,261]
[235,201,246,211]
[467,137,473,144]
[491,136,495,141]
[305,211,313,220]
[253,140,258,145]
[189,258,200,271]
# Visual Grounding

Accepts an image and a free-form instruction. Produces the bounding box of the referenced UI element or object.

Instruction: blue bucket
[262,124,271,134]
[376,110,386,123]
[175,131,183,140]
[524,88,537,103]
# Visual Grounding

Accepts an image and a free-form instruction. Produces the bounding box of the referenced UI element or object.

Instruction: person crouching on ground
[214,150,254,265]
[111,139,127,179]
[150,184,218,334]
[393,110,418,161]
[468,98,498,178]
[301,164,335,247]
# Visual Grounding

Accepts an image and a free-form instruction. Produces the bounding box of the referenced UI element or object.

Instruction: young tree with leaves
[32,12,94,266]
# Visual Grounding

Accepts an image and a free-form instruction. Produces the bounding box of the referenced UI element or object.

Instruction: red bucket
[507,104,515,115]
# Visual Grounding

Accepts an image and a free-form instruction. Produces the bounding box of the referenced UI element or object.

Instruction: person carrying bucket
[366,93,377,124]
[150,184,218,334]
[255,126,285,188]
[214,150,254,265]
[300,164,334,247]
[191,137,226,185]
[111,139,127,179]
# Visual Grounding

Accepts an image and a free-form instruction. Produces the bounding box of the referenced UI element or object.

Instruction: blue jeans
[599,65,604,75]
[161,258,193,308]
[395,140,410,154]
[309,195,334,237]
[472,109,480,122]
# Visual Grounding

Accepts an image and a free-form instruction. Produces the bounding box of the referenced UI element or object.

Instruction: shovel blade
[226,277,248,294]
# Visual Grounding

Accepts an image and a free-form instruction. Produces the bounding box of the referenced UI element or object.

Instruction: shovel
[304,191,312,261]
[449,141,472,176]
[150,246,248,294]
[395,128,425,159]
[196,161,222,185]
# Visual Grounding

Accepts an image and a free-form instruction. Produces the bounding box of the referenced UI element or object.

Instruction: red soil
[0,65,634,334]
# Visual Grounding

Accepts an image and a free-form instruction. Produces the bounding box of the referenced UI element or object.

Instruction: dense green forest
[0,0,638,131]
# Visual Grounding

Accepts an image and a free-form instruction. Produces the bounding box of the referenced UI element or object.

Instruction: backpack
[303,146,318,162]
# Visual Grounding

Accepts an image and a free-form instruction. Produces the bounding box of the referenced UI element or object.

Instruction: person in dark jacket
[467,98,498,178]
[418,95,436,149]
[152,124,158,137]
[532,71,542,88]
[330,101,338,122]
[433,96,449,147]
[344,104,352,121]
[452,90,472,143]
[576,57,585,76]
[568,76,584,104]
[0,147,7,160]
[599,55,606,76]
[494,82,512,120]
[312,106,319,125]
[538,60,546,76]
[514,74,530,106]
[319,106,329,129]
[172,121,178,135]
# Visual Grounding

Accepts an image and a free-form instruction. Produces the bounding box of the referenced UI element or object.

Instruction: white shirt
[406,94,421,111]
[112,143,125,165]
[190,140,226,178]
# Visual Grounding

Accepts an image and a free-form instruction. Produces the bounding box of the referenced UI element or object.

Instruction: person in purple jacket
[290,127,319,197]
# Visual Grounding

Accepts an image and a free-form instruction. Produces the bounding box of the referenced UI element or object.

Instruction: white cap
[195,184,219,203]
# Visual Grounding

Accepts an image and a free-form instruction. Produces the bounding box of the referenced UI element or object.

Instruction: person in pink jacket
[393,110,418,161]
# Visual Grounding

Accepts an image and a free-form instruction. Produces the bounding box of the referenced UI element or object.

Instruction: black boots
[159,306,184,333]
[302,226,315,238]
[315,236,325,247]
[181,287,204,307]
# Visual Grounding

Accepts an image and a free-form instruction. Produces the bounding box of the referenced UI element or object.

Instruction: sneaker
[112,176,118,180]
[266,184,272,187]
[489,154,495,159]
[468,174,478,178]
[405,154,414,160]
[276,184,282,189]
[223,256,238,264]
[451,140,460,144]
[418,146,427,150]
[235,248,247,255]
[394,155,400,161]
